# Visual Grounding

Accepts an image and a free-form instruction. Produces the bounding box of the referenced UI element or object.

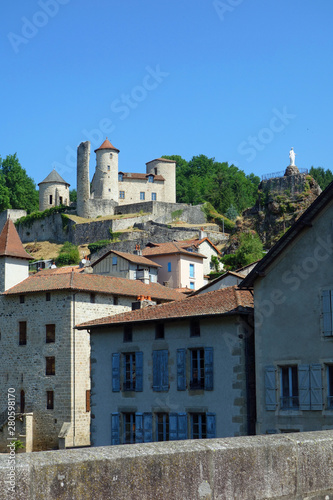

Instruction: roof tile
[0,220,31,260]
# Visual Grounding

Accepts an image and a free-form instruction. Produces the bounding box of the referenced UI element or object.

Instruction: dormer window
[148,175,154,183]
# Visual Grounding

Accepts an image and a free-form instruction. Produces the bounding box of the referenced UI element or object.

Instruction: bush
[55,242,80,267]
[88,240,111,255]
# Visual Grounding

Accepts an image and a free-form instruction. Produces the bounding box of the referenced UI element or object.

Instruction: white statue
[289,147,296,166]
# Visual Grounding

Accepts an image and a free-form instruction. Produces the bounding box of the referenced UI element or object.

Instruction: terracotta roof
[76,286,253,329]
[92,250,161,268]
[142,241,206,259]
[178,237,221,255]
[3,268,184,301]
[146,158,176,164]
[38,169,70,186]
[121,173,165,182]
[0,220,31,260]
[94,138,120,153]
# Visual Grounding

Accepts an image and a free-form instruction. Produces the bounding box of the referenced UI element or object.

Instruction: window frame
[47,390,54,410]
[46,324,55,343]
[119,190,125,199]
[151,192,157,201]
[280,365,299,409]
[140,192,145,201]
[156,413,169,441]
[46,356,55,376]
[189,263,195,278]
[19,321,27,346]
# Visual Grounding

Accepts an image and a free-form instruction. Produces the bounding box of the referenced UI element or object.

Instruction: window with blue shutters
[299,364,323,410]
[280,366,299,409]
[190,413,216,439]
[322,290,333,336]
[123,412,135,444]
[177,349,186,391]
[113,352,143,392]
[327,365,333,409]
[143,413,153,442]
[153,350,169,391]
[156,413,169,441]
[190,347,213,390]
[169,413,188,441]
[112,353,120,392]
[111,413,120,445]
[123,353,136,391]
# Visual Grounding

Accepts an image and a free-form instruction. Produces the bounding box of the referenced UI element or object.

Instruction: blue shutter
[161,350,169,391]
[111,413,120,445]
[298,365,310,410]
[206,413,216,439]
[169,413,178,441]
[322,290,333,336]
[310,364,323,410]
[204,348,213,390]
[153,350,160,391]
[264,366,276,410]
[135,352,143,392]
[135,413,143,443]
[177,349,186,391]
[112,353,120,392]
[143,413,153,442]
[177,413,187,440]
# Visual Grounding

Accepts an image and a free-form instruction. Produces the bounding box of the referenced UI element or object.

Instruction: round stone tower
[146,158,176,203]
[91,138,119,202]
[38,169,70,211]
[77,141,91,218]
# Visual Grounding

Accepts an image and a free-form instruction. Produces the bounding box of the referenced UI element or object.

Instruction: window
[20,295,25,304]
[280,366,299,409]
[20,390,25,413]
[107,165,110,171]
[156,413,169,441]
[123,325,132,343]
[112,256,117,265]
[140,192,145,200]
[151,192,157,201]
[46,357,55,376]
[49,195,52,204]
[19,322,27,345]
[189,263,195,278]
[167,262,171,272]
[111,351,143,392]
[46,324,55,343]
[148,175,154,183]
[59,196,63,205]
[119,191,125,199]
[169,413,187,441]
[113,296,118,305]
[86,390,90,412]
[190,319,200,337]
[154,168,158,175]
[190,282,195,290]
[153,350,169,391]
[190,347,213,390]
[118,173,123,182]
[328,366,333,408]
[123,413,136,444]
[90,293,96,304]
[124,353,136,391]
[46,292,51,301]
[155,323,164,340]
[322,290,333,336]
[190,413,216,439]
[47,391,54,410]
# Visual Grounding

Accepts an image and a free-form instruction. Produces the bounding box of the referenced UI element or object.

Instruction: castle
[38,138,177,219]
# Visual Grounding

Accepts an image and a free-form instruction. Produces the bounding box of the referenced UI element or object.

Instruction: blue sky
[1,0,332,190]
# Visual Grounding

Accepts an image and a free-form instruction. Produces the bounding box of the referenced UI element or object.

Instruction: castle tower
[146,158,176,203]
[0,219,31,292]
[91,138,119,202]
[77,141,91,218]
[38,169,70,211]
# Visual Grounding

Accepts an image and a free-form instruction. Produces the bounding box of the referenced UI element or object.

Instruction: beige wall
[39,183,70,211]
[143,254,204,290]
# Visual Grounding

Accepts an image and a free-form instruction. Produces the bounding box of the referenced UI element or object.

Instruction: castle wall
[91,149,119,201]
[77,142,91,219]
[39,183,70,212]
[0,210,26,232]
[118,178,165,204]
[146,159,176,203]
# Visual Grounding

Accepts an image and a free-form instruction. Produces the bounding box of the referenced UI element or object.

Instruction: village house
[177,236,222,277]
[76,286,255,447]
[0,220,183,451]
[241,181,333,435]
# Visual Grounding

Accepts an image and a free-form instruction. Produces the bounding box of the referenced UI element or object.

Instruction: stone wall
[2,430,333,499]
[0,210,26,232]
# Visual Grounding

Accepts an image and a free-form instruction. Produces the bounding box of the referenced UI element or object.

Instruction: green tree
[224,204,238,221]
[0,154,39,213]
[309,166,333,190]
[222,232,264,270]
[70,189,77,203]
[55,242,80,266]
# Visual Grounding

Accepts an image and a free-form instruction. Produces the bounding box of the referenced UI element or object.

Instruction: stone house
[76,286,255,447]
[0,220,183,451]
[142,241,206,291]
[91,249,161,284]
[38,169,70,211]
[241,181,333,434]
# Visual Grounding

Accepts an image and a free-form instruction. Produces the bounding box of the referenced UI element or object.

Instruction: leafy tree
[222,232,264,270]
[69,189,77,203]
[225,204,238,221]
[309,166,333,190]
[0,154,38,213]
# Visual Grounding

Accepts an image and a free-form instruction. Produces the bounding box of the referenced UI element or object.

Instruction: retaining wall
[1,431,333,499]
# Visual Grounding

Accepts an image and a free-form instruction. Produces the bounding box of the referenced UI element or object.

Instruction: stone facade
[38,169,70,212]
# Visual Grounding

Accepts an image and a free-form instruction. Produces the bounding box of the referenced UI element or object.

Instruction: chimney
[131,295,156,310]
[134,244,142,256]
[199,228,207,240]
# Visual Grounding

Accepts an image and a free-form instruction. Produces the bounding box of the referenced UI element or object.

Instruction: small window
[151,192,157,201]
[46,292,51,302]
[148,175,154,183]
[90,293,96,304]
[112,256,117,265]
[113,296,119,305]
[191,413,206,439]
[154,168,158,175]
[86,390,90,412]
[47,391,54,410]
[108,165,110,171]
[190,349,205,389]
[49,195,53,205]
[189,263,195,278]
[46,324,55,343]
[124,325,133,343]
[190,319,200,337]
[46,357,55,376]
[59,196,63,205]
[19,322,27,345]
[280,366,299,409]
[167,262,171,272]
[190,282,195,290]
[20,295,25,304]
[155,323,165,340]
[119,191,125,199]
[156,413,169,441]
[118,173,123,182]
[140,192,145,200]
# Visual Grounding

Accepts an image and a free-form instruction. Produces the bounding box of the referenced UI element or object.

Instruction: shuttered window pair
[111,412,152,445]
[265,365,323,411]
[112,352,143,392]
[177,348,213,391]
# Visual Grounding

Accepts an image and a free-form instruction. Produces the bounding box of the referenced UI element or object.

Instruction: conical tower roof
[0,219,31,260]
[94,138,120,153]
[38,169,70,186]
